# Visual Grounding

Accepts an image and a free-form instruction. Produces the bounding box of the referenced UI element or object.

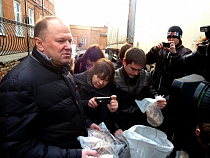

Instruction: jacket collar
[32,47,70,75]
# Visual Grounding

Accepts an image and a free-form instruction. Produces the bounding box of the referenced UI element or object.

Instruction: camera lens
[193,81,210,122]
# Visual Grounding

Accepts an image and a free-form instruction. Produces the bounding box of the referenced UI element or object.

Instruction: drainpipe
[42,0,44,17]
[25,0,30,55]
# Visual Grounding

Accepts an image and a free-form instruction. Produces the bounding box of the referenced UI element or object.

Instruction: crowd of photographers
[0,15,209,158]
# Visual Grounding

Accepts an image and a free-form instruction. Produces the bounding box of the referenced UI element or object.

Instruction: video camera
[183,25,210,81]
[197,25,210,56]
[170,74,210,123]
[200,25,210,40]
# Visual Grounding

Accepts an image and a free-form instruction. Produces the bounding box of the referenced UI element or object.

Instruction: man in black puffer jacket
[0,16,100,158]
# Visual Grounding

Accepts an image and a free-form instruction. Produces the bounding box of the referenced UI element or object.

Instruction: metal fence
[0,17,35,56]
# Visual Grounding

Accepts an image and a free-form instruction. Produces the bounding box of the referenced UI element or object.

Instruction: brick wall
[2,0,55,23]
[70,25,107,50]
[0,59,21,82]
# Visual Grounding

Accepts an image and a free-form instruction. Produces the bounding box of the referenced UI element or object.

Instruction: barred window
[0,0,5,36]
[28,8,34,38]
[14,0,23,37]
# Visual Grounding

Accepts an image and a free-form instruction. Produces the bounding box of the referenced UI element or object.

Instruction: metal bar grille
[0,17,35,56]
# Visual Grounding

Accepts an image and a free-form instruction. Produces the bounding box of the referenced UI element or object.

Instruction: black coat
[146,43,192,96]
[0,48,88,158]
[73,71,117,134]
[114,67,152,130]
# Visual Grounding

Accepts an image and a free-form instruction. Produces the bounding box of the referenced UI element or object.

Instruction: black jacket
[73,71,117,134]
[0,48,88,158]
[146,43,192,96]
[114,67,152,130]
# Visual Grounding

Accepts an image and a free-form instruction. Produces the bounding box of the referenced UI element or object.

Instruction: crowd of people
[0,16,209,158]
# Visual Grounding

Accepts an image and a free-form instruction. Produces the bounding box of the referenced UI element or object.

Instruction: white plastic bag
[135,95,164,126]
[122,125,174,158]
[77,122,124,158]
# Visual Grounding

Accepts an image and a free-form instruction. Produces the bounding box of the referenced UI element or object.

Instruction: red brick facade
[70,25,107,50]
[2,0,55,22]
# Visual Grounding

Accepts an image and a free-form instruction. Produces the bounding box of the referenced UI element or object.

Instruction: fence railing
[0,17,35,56]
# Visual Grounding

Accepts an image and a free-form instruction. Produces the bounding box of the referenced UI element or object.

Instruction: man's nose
[65,41,72,49]
[134,70,139,76]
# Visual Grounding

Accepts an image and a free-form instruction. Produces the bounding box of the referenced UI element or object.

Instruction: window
[0,0,5,36]
[28,8,34,38]
[0,0,2,17]
[14,0,23,37]
[81,37,87,47]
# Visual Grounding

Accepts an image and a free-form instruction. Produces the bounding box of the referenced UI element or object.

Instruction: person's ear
[195,127,200,137]
[122,58,126,66]
[35,37,44,52]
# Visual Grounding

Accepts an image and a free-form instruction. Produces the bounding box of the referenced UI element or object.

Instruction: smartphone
[163,42,170,48]
[95,97,111,104]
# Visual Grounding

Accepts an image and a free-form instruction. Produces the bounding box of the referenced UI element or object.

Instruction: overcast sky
[54,0,115,27]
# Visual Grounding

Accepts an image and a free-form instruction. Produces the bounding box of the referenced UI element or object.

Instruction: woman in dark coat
[74,44,105,74]
[74,58,118,134]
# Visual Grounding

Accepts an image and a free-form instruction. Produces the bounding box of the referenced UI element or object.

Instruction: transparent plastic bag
[115,134,131,158]
[135,95,164,127]
[122,125,174,158]
[77,122,124,158]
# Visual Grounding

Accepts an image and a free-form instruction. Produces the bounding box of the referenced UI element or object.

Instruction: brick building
[70,25,107,50]
[0,0,55,82]
[1,0,55,21]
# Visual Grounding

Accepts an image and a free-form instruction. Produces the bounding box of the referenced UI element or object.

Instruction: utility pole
[42,0,44,17]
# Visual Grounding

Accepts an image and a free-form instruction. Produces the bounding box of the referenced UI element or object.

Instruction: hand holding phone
[163,42,170,48]
[95,97,111,104]
[107,95,118,113]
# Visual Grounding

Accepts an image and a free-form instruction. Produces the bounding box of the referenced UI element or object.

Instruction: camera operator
[179,25,210,82]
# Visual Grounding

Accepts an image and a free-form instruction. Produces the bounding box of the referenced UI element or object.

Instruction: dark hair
[124,47,146,66]
[34,16,62,40]
[118,43,133,60]
[82,44,105,63]
[89,58,115,85]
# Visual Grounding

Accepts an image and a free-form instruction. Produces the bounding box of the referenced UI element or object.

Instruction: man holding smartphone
[146,26,192,156]
[146,25,192,98]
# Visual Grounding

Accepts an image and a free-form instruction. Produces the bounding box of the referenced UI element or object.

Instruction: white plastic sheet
[122,125,174,158]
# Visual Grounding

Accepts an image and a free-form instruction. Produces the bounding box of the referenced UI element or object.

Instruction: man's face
[37,19,72,67]
[123,59,143,78]
[167,37,180,46]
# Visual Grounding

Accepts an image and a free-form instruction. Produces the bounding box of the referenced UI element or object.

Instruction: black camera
[170,74,210,123]
[200,25,210,40]
[198,25,210,56]
[169,74,210,156]
[95,97,111,104]
[163,42,170,48]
